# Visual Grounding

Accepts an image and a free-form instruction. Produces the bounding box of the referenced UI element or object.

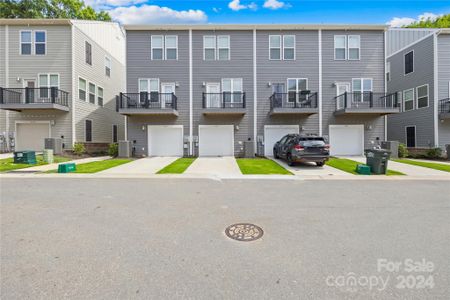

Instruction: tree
[406,14,450,28]
[0,0,111,21]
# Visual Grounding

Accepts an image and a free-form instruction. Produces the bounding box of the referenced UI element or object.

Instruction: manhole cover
[225,223,263,242]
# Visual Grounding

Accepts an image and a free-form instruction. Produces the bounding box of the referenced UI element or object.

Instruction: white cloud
[387,12,442,27]
[263,0,290,10]
[109,5,208,24]
[85,0,146,9]
[228,0,257,11]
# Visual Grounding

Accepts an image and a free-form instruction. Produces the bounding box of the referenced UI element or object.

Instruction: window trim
[78,77,87,101]
[416,84,429,109]
[37,73,60,89]
[138,78,160,93]
[85,41,92,66]
[334,35,347,60]
[105,56,111,77]
[282,35,296,60]
[221,78,243,103]
[269,35,282,60]
[85,119,93,143]
[287,78,309,102]
[97,86,104,107]
[88,82,96,105]
[34,30,47,56]
[347,35,360,61]
[404,50,414,75]
[217,35,230,61]
[164,35,178,60]
[386,61,391,82]
[151,35,164,60]
[203,35,217,60]
[351,78,373,92]
[112,124,118,143]
[403,88,415,112]
[20,30,33,55]
[405,125,417,148]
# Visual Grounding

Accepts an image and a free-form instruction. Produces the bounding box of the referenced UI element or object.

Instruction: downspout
[384,30,387,141]
[433,31,439,147]
[253,29,257,151]
[5,25,9,149]
[189,29,193,156]
[71,23,76,148]
[318,29,323,136]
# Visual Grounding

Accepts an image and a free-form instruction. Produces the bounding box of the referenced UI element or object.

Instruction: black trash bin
[364,149,391,174]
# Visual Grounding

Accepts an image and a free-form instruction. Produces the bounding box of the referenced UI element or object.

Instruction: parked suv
[273,135,330,166]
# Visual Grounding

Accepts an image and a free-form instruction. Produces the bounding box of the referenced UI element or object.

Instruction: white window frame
[334,35,347,60]
[164,35,178,60]
[221,78,243,103]
[269,35,282,60]
[151,35,164,60]
[217,35,230,61]
[34,30,46,56]
[404,50,414,75]
[203,36,216,60]
[403,88,415,112]
[405,125,417,148]
[20,30,32,55]
[85,41,92,65]
[347,35,360,60]
[78,77,87,101]
[138,78,160,93]
[105,56,111,77]
[112,124,118,143]
[37,73,60,89]
[351,78,373,92]
[416,84,429,109]
[88,82,96,105]
[282,35,296,60]
[97,86,104,107]
[287,78,308,102]
[85,119,93,143]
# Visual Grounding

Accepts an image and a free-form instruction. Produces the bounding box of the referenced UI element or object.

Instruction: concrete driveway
[99,157,178,174]
[269,157,350,177]
[185,156,241,177]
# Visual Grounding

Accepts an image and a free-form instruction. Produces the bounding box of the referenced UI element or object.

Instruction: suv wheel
[286,154,294,166]
[273,149,279,159]
[316,161,324,167]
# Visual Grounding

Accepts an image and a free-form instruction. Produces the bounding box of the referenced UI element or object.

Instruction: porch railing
[270,92,318,109]
[202,92,246,109]
[439,98,450,114]
[335,92,399,111]
[0,87,69,107]
[119,92,177,110]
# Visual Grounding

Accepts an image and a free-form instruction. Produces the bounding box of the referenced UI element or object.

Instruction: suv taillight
[294,144,304,151]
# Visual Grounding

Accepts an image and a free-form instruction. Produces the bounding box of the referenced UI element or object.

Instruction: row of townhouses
[1,19,449,157]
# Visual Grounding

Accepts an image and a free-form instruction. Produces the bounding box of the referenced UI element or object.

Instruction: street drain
[225,223,263,242]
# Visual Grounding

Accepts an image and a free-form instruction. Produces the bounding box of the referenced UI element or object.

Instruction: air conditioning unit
[45,138,63,155]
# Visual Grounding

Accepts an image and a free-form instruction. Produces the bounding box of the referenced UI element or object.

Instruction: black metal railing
[270,92,318,109]
[202,92,246,109]
[119,92,177,110]
[335,92,399,111]
[0,87,69,107]
[439,98,450,114]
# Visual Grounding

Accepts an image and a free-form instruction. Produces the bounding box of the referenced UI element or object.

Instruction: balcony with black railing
[439,98,450,119]
[118,92,178,116]
[269,91,318,115]
[201,92,246,115]
[334,92,401,116]
[0,87,69,112]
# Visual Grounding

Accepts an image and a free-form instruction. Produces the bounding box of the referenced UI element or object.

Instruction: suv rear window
[298,137,326,147]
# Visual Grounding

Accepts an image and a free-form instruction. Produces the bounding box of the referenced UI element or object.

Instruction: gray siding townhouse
[122,24,396,157]
[386,28,450,150]
[0,19,126,152]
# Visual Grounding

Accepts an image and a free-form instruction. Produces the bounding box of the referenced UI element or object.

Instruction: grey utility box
[244,141,255,158]
[381,141,399,159]
[365,149,391,175]
[118,140,131,158]
[446,144,450,160]
[44,138,63,155]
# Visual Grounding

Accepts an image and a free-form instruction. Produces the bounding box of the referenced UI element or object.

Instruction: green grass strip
[326,157,405,176]
[0,155,70,172]
[157,158,196,174]
[236,158,293,175]
[393,159,450,173]
[46,159,132,174]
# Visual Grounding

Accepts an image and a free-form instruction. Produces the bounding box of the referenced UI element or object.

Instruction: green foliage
[406,14,450,28]
[73,142,86,156]
[0,0,111,21]
[108,143,118,157]
[425,148,443,159]
[398,143,409,158]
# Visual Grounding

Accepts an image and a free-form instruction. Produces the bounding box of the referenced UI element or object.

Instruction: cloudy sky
[85,0,449,26]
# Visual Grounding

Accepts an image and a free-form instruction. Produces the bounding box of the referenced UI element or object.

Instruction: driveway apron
[99,157,178,174]
[185,157,241,177]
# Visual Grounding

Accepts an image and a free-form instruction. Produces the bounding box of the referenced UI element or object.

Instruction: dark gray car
[273,134,330,166]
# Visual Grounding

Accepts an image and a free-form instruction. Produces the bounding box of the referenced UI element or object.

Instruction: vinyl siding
[322,30,386,148]
[387,35,435,147]
[73,26,126,145]
[386,29,436,56]
[437,34,450,148]
[126,30,190,157]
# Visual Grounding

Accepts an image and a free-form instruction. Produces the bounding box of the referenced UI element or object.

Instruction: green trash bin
[14,151,37,164]
[58,163,76,173]
[364,148,391,175]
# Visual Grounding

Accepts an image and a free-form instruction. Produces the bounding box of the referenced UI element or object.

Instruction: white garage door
[16,122,50,151]
[148,125,183,156]
[199,125,234,156]
[264,125,299,156]
[329,125,364,156]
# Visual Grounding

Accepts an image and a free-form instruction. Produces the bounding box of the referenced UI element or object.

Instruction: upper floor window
[334,35,360,60]
[203,36,230,61]
[105,56,111,77]
[269,35,281,60]
[139,78,159,93]
[97,86,104,106]
[35,31,46,55]
[416,84,429,109]
[283,35,295,60]
[334,35,347,60]
[165,36,178,60]
[269,35,295,60]
[348,35,360,60]
[89,82,96,104]
[404,51,414,75]
[287,78,308,102]
[85,41,92,65]
[150,35,178,60]
[20,31,32,55]
[79,78,86,101]
[38,74,58,98]
[403,88,414,111]
[151,35,163,60]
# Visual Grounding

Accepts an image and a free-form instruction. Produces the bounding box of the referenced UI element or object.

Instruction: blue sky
[86,0,450,25]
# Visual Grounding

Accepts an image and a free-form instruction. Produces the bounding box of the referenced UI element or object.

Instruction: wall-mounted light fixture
[367,125,373,131]
[202,82,206,87]
[16,77,21,83]
[142,125,146,131]
[267,82,272,87]
[175,82,180,88]
[235,125,239,131]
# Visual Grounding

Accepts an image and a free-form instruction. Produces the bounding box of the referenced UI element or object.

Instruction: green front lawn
[393,159,450,173]
[157,158,196,174]
[0,155,70,172]
[326,158,405,176]
[47,159,132,174]
[236,158,292,175]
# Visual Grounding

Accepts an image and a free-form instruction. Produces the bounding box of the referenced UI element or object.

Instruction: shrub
[425,147,442,159]
[73,142,86,156]
[108,143,119,157]
[398,143,408,158]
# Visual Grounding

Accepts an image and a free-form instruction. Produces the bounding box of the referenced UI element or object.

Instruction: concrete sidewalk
[185,156,241,177]
[269,157,351,177]
[9,156,110,172]
[99,157,178,174]
[0,153,14,159]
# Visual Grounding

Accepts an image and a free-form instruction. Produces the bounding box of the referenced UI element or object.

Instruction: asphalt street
[1,178,449,299]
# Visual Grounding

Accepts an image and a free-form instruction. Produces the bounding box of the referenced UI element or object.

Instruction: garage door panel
[264,125,299,156]
[329,125,364,156]
[16,123,50,151]
[199,126,234,157]
[148,126,183,156]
